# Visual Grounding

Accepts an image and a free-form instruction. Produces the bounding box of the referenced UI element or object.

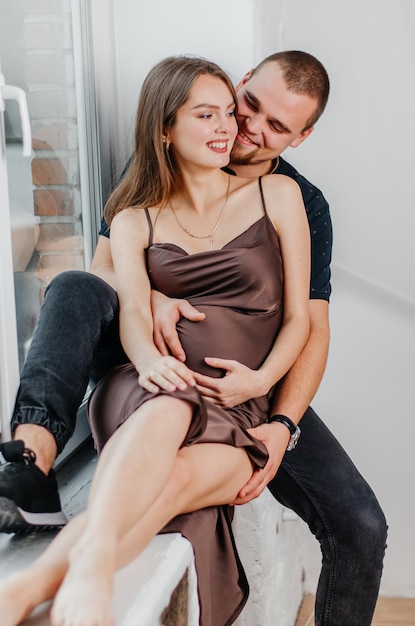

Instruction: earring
[163,137,170,152]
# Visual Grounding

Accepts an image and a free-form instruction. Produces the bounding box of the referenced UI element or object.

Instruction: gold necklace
[170,177,231,247]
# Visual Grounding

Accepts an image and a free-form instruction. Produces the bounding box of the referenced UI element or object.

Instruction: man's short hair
[252,50,330,129]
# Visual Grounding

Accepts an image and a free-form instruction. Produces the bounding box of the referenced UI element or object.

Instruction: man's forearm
[234,301,330,504]
[89,264,117,290]
[271,300,330,423]
[89,235,117,290]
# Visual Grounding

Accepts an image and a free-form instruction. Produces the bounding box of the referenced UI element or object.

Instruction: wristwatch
[265,414,301,451]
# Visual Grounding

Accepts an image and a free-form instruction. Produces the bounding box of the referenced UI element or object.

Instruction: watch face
[287,427,301,451]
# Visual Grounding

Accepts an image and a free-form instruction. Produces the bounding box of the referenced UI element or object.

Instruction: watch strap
[266,414,296,433]
[265,414,301,451]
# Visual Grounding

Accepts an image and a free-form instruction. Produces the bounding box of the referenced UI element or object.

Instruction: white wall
[257,0,415,597]
[259,0,415,301]
[90,0,415,600]
[91,0,255,194]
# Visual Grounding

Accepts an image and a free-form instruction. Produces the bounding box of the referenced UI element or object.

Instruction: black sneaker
[0,440,67,534]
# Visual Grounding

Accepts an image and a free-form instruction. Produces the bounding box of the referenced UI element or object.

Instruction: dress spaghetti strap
[258,176,267,216]
[144,208,154,246]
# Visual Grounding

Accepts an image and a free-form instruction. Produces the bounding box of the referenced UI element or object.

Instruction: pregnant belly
[176,305,280,377]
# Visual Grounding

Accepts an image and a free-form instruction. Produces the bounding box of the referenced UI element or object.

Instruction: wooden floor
[295,594,415,626]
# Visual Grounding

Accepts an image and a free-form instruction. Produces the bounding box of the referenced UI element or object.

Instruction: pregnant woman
[0,55,310,626]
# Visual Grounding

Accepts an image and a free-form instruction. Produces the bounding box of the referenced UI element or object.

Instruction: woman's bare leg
[0,394,192,626]
[50,440,253,626]
[0,423,253,626]
[49,394,192,626]
[0,513,86,626]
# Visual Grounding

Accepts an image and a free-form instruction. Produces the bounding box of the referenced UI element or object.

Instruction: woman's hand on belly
[193,357,267,407]
[139,355,197,393]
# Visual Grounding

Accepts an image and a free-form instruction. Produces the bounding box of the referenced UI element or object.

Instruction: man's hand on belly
[194,358,265,407]
[151,291,205,361]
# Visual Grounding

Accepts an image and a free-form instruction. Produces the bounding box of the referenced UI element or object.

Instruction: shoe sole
[0,497,67,534]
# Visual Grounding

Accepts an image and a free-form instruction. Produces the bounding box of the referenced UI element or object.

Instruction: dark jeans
[11,270,387,625]
[11,271,127,453]
[269,408,387,625]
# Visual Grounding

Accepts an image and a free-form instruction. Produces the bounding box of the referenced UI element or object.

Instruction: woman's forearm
[256,312,310,395]
[119,305,161,373]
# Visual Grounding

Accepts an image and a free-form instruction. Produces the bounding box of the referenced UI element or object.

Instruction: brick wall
[24,0,85,284]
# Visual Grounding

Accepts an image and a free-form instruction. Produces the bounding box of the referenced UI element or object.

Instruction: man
[0,51,387,624]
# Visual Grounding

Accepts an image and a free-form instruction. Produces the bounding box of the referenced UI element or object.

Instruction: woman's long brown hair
[104,55,237,226]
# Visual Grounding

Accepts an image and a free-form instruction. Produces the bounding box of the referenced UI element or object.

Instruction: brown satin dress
[88,177,284,625]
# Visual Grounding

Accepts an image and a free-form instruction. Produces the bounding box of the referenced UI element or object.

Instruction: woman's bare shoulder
[111,206,154,237]
[259,174,305,230]
[261,173,301,197]
[112,206,147,224]
[110,207,154,250]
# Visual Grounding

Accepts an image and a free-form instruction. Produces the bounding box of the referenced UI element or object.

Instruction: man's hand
[232,422,290,505]
[194,358,267,407]
[151,291,205,361]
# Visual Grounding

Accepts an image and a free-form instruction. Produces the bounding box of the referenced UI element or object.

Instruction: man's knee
[45,270,86,293]
[354,497,388,555]
[331,491,388,566]
[44,271,118,322]
[45,271,109,300]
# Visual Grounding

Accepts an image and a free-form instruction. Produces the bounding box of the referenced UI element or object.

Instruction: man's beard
[230,142,260,166]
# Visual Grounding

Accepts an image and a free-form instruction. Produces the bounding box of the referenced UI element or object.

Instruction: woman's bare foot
[0,569,47,626]
[50,541,115,626]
